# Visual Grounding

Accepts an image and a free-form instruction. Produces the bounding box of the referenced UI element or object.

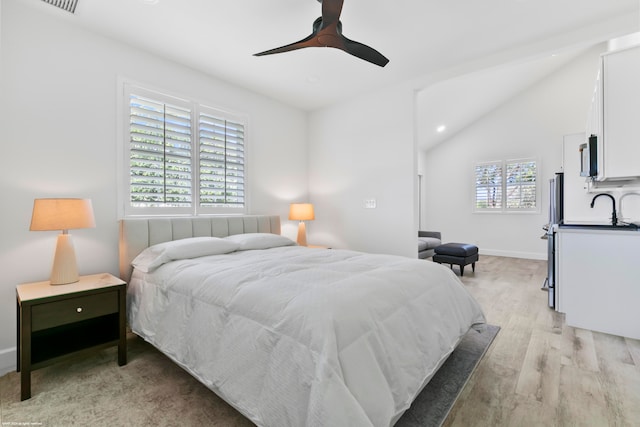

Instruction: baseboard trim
[479,249,546,260]
[0,346,17,376]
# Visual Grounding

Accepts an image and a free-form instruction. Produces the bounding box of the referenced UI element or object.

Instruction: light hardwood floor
[444,255,640,427]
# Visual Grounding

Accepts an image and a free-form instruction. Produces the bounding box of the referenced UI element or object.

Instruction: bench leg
[472,262,476,272]
[460,265,465,276]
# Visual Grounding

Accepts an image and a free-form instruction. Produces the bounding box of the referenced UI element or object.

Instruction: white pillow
[132,237,240,273]
[224,233,296,251]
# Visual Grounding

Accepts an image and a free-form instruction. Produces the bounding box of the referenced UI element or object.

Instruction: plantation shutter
[123,83,248,216]
[475,162,503,210]
[199,111,245,208]
[474,159,537,213]
[129,93,193,208]
[506,160,537,210]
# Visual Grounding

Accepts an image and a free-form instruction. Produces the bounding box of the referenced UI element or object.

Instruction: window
[122,84,246,216]
[474,159,537,212]
[475,162,503,210]
[505,160,537,209]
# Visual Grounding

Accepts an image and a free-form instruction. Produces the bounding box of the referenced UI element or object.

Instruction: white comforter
[127,245,485,427]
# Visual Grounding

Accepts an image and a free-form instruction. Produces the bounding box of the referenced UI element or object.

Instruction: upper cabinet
[585,68,602,153]
[602,45,640,180]
[586,45,640,182]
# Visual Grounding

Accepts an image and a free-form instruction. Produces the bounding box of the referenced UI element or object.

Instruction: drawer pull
[76,307,83,313]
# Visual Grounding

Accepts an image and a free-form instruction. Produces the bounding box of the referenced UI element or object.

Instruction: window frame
[118,81,248,218]
[473,158,539,214]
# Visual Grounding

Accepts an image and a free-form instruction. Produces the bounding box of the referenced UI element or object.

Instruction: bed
[119,215,485,427]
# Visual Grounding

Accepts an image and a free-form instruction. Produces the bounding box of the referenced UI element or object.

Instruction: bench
[433,243,479,276]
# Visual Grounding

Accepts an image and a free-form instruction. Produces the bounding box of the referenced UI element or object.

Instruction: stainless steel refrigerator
[543,172,563,309]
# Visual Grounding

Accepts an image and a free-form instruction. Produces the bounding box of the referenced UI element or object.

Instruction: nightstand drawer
[31,291,119,332]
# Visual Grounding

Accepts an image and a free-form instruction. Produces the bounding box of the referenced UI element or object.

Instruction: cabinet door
[585,68,602,145]
[603,46,640,179]
[558,230,640,340]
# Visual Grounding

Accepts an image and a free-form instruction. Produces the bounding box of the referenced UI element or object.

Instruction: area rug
[0,324,499,426]
[397,323,500,426]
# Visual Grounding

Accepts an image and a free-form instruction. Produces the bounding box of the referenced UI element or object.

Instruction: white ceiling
[417,50,584,151]
[22,0,640,150]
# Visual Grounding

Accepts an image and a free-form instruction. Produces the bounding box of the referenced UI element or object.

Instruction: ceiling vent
[41,0,78,14]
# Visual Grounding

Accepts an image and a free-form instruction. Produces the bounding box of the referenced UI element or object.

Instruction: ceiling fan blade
[320,0,344,27]
[254,33,319,57]
[341,36,389,67]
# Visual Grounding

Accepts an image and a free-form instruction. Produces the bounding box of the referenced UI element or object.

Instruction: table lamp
[30,198,96,285]
[289,203,314,246]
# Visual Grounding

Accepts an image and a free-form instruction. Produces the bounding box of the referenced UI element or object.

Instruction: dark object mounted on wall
[579,134,598,177]
[254,0,389,67]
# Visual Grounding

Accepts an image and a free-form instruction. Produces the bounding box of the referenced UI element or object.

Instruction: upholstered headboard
[119,215,281,283]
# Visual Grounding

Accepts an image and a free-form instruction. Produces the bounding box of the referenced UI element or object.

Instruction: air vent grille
[41,0,78,14]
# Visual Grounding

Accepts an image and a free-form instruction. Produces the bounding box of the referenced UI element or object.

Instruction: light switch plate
[364,199,377,209]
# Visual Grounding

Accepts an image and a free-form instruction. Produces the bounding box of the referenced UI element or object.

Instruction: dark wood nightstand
[16,273,127,401]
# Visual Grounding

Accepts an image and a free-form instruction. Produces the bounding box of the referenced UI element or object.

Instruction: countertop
[558,220,640,233]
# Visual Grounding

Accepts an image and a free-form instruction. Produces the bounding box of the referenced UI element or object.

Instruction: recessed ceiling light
[141,0,159,4]
[306,76,320,84]
[436,125,446,133]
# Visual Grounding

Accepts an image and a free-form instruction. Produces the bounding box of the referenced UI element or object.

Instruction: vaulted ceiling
[20,0,640,152]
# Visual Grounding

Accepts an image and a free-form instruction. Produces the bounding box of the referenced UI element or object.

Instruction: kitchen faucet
[590,193,618,225]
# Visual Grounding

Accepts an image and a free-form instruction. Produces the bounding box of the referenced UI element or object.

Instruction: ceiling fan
[254,0,389,67]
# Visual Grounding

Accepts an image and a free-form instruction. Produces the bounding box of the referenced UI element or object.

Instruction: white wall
[418,46,606,259]
[308,85,417,257]
[0,0,307,373]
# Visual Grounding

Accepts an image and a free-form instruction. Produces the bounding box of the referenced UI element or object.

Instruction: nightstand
[16,273,127,401]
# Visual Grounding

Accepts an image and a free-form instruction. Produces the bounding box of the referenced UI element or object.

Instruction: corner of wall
[0,347,16,376]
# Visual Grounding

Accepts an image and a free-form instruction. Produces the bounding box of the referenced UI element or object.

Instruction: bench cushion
[434,243,478,257]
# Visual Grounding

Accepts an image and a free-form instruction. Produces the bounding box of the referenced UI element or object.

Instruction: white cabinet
[558,228,640,339]
[598,45,640,180]
[585,69,602,151]
[602,45,640,179]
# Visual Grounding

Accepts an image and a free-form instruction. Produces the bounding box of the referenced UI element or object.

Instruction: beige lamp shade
[30,198,96,285]
[288,203,315,221]
[289,203,314,246]
[30,198,96,231]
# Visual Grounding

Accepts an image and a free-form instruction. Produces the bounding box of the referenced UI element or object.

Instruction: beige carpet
[1,326,497,427]
[0,334,253,426]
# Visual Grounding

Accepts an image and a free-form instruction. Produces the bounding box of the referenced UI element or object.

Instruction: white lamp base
[50,233,80,285]
[296,221,308,247]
